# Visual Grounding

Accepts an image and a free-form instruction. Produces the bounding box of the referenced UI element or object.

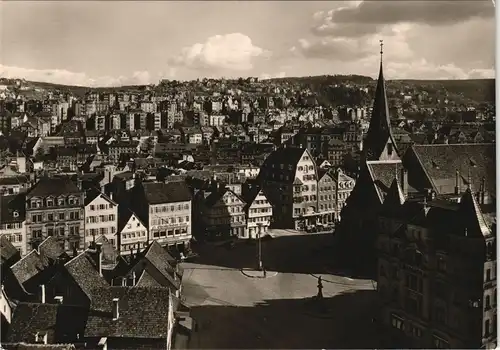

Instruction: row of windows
[248,217,270,223]
[89,203,113,211]
[151,216,190,226]
[32,226,80,238]
[29,197,80,208]
[87,214,116,223]
[122,231,147,239]
[297,165,314,172]
[2,233,23,243]
[293,195,317,203]
[151,204,189,213]
[249,208,271,214]
[294,207,316,215]
[1,223,22,230]
[86,227,117,236]
[152,227,188,238]
[121,242,147,252]
[390,314,450,348]
[32,211,81,222]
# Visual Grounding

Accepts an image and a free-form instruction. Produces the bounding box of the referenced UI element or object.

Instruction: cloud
[293,1,495,79]
[0,64,158,87]
[312,0,494,38]
[169,33,269,71]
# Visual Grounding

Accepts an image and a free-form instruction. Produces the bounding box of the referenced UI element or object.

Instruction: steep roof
[407,143,495,196]
[11,250,49,286]
[135,269,163,288]
[64,252,109,300]
[363,57,399,161]
[262,147,306,169]
[0,193,26,224]
[366,161,403,203]
[459,188,492,238]
[6,303,88,344]
[85,286,172,339]
[1,235,20,265]
[84,187,117,206]
[27,177,81,198]
[140,181,192,205]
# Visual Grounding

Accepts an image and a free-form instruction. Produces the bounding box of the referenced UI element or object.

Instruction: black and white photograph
[0,1,496,349]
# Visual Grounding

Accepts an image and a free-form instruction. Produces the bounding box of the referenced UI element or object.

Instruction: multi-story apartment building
[132,181,192,251]
[258,146,329,229]
[108,141,139,163]
[84,189,118,249]
[0,194,27,255]
[317,170,337,225]
[243,188,273,239]
[332,168,355,220]
[117,208,148,256]
[377,184,497,349]
[202,187,247,239]
[25,177,85,252]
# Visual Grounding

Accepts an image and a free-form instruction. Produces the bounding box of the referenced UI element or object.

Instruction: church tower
[363,40,400,162]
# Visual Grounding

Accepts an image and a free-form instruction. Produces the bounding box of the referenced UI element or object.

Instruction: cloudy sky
[0,1,495,86]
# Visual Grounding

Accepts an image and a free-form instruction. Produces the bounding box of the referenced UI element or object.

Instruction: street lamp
[256,222,263,271]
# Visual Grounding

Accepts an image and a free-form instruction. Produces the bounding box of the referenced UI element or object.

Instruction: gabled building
[116,207,148,256]
[25,177,84,253]
[131,181,192,251]
[5,302,88,347]
[202,187,247,239]
[84,188,118,249]
[48,247,109,308]
[257,146,321,229]
[113,240,182,293]
[243,187,272,239]
[0,194,27,255]
[84,287,186,350]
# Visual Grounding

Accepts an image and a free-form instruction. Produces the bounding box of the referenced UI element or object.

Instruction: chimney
[454,170,460,195]
[400,168,408,197]
[112,298,119,320]
[54,296,63,304]
[98,337,108,350]
[40,284,46,304]
[132,271,136,286]
[96,242,103,276]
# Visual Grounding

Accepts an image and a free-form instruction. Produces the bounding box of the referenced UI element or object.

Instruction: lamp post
[256,222,263,271]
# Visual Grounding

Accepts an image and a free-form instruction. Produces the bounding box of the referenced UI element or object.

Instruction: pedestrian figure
[317,276,323,299]
[263,268,267,278]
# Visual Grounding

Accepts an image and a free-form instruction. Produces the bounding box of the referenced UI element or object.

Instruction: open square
[181,232,381,349]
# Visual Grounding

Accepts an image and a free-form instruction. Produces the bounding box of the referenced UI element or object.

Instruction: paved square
[181,232,381,349]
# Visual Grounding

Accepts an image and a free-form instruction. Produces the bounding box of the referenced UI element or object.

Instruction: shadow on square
[190,289,384,349]
[190,233,374,280]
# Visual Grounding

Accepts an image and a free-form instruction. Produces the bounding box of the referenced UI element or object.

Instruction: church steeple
[363,40,399,162]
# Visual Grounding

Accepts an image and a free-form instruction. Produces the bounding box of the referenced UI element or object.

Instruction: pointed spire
[459,187,491,237]
[363,40,397,161]
[379,39,384,64]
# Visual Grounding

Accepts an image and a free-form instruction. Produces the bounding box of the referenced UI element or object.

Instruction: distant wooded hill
[0,75,495,103]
